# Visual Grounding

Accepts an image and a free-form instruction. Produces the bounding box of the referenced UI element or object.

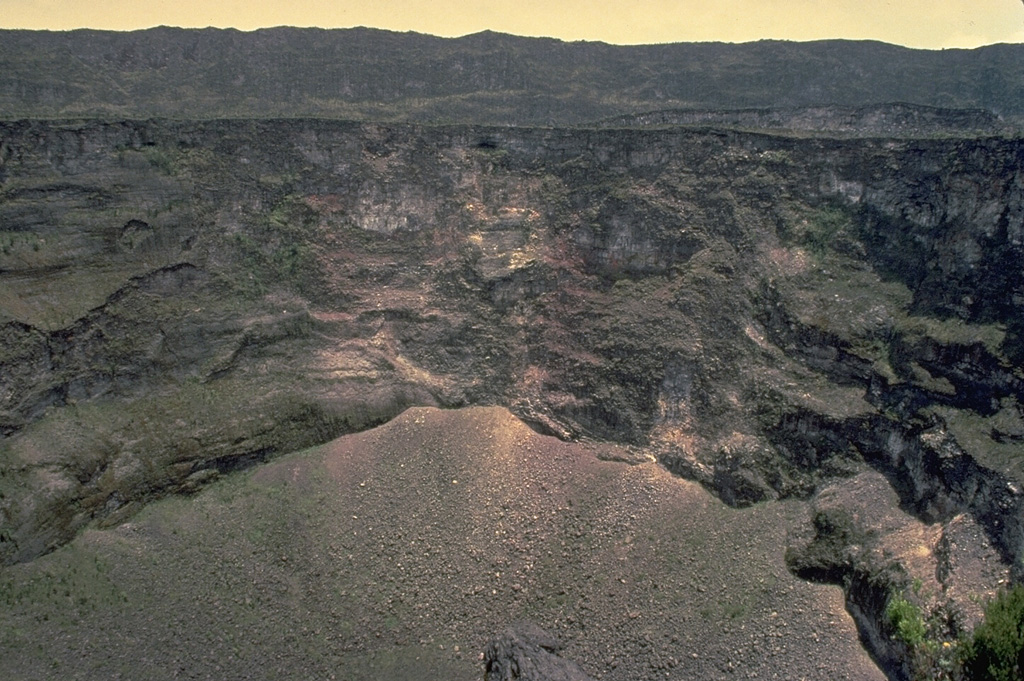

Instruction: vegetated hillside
[0,118,1022,679]
[1,27,1022,124]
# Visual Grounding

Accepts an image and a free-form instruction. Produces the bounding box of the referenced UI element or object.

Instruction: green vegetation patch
[930,402,1024,484]
[900,316,1007,359]
[778,204,860,259]
[230,195,320,297]
[886,592,928,647]
[881,584,1024,681]
[963,585,1024,681]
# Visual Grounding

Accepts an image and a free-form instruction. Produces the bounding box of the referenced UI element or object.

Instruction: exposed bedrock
[0,120,1022,678]
[484,622,596,681]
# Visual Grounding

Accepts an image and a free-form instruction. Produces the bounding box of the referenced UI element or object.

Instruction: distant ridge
[595,103,1010,137]
[1,27,1022,124]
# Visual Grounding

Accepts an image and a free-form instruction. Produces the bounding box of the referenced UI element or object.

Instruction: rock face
[484,623,595,681]
[597,103,1012,137]
[1,118,1022,679]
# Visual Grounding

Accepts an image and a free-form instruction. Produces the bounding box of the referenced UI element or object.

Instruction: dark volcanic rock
[1,117,1023,681]
[484,622,596,681]
[597,103,1011,137]
[1,120,1022,566]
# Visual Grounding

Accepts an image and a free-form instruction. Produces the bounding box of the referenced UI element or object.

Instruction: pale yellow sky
[1,0,1023,48]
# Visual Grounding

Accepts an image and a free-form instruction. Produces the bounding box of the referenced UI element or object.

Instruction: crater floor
[0,406,884,681]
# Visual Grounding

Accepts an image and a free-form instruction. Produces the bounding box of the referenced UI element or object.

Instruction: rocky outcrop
[1,119,1021,544]
[484,623,596,681]
[1,118,1022,680]
[597,103,1012,137]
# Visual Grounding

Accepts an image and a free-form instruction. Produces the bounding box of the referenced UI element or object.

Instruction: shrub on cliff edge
[963,585,1024,681]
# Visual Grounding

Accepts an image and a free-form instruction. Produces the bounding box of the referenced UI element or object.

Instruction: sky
[1,0,1023,48]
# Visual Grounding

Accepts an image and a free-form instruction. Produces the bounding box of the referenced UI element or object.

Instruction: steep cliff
[596,103,1011,137]
[1,118,1022,678]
